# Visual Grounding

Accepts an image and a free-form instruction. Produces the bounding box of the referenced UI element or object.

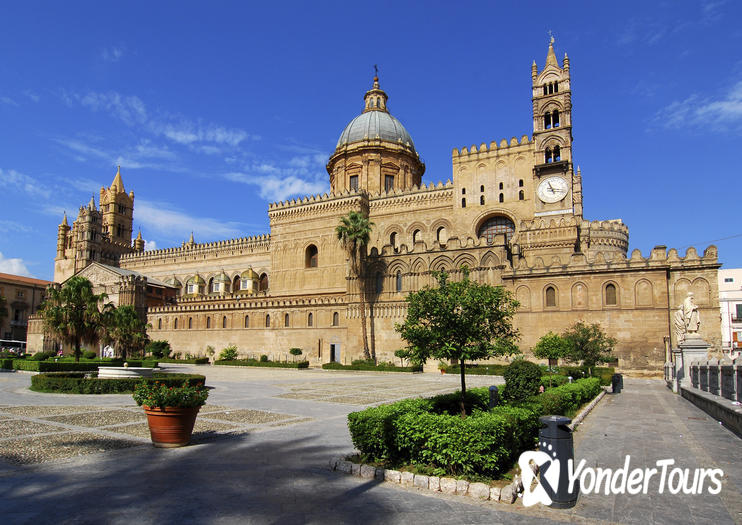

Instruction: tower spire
[111,165,125,193]
[60,211,68,227]
[363,67,388,113]
[546,35,558,67]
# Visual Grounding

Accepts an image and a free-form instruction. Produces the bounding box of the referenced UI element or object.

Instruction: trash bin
[488,385,499,409]
[611,373,623,394]
[538,415,578,508]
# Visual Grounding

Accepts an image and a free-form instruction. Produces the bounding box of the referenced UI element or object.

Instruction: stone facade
[32,40,721,373]
[0,273,52,344]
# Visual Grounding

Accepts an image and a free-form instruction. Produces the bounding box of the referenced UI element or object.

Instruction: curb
[568,387,607,431]
[327,457,521,504]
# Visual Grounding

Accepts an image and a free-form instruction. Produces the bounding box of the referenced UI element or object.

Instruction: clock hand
[548,182,555,193]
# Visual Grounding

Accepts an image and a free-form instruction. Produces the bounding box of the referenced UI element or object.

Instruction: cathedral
[30,40,721,373]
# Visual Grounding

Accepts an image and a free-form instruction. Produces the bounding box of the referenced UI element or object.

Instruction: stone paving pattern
[0,366,739,524]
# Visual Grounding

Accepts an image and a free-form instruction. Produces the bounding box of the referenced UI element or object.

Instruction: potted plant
[133,381,208,448]
[438,360,447,375]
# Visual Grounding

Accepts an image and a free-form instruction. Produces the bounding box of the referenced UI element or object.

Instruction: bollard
[611,373,623,394]
[488,385,499,409]
[538,415,578,508]
[567,376,573,384]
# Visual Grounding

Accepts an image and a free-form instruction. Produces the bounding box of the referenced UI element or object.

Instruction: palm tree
[336,210,374,360]
[102,305,149,360]
[38,276,109,362]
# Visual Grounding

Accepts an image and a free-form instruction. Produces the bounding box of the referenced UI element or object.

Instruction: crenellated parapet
[452,135,532,160]
[581,219,630,255]
[268,189,366,223]
[148,292,346,314]
[368,180,453,213]
[119,234,271,264]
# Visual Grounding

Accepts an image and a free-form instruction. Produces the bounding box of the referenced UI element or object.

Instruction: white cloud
[144,239,157,251]
[102,45,126,62]
[0,168,51,199]
[0,220,32,234]
[135,200,244,240]
[0,252,33,277]
[225,170,327,202]
[24,90,40,103]
[53,138,110,161]
[0,96,18,106]
[655,80,742,131]
[75,91,148,126]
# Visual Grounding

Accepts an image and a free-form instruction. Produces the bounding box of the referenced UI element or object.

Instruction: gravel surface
[0,420,68,439]
[42,409,145,427]
[204,408,295,424]
[0,405,104,417]
[0,432,142,465]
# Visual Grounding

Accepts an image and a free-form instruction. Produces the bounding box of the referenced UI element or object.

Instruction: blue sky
[0,1,740,280]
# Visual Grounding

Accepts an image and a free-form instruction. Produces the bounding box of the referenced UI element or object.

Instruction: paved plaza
[0,366,739,524]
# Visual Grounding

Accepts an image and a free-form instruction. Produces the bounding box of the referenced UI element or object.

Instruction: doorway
[329,343,341,363]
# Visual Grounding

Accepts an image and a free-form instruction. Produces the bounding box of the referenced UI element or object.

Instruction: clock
[537,176,569,203]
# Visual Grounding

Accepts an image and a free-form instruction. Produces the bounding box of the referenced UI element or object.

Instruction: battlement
[452,135,531,159]
[119,234,271,262]
[505,245,719,277]
[148,292,346,314]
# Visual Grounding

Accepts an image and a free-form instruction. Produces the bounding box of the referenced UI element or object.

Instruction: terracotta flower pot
[142,405,201,448]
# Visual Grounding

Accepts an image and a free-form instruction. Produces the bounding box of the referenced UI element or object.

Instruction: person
[682,292,700,334]
[673,305,685,344]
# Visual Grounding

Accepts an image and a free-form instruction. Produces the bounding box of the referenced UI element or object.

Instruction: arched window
[499,193,504,203]
[548,83,554,94]
[375,271,383,293]
[518,190,525,200]
[553,145,561,161]
[437,226,448,245]
[265,314,271,328]
[605,283,617,305]
[543,85,548,96]
[461,198,466,208]
[390,232,397,249]
[554,81,559,93]
[158,318,162,329]
[222,316,227,328]
[480,195,485,205]
[305,245,318,268]
[332,312,339,326]
[206,317,211,329]
[308,313,313,327]
[545,147,552,163]
[412,230,421,244]
[477,215,515,243]
[545,286,557,308]
[244,315,249,328]
[553,110,560,127]
[544,112,552,129]
[259,273,269,292]
[480,185,484,192]
[188,317,192,329]
[396,271,402,292]
[462,188,466,195]
[284,313,290,327]
[174,318,178,329]
[232,275,240,292]
[499,182,504,190]
[519,179,524,187]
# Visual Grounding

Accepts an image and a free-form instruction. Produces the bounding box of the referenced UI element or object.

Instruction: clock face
[537,176,569,203]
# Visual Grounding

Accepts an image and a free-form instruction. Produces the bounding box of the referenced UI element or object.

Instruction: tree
[102,305,149,360]
[38,276,109,362]
[289,348,302,362]
[532,331,571,386]
[562,321,617,375]
[396,270,520,416]
[394,349,407,367]
[336,210,374,360]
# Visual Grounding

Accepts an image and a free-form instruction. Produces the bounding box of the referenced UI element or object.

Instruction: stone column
[671,349,683,393]
[677,336,711,389]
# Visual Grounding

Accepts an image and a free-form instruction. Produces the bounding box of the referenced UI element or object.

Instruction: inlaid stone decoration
[699,362,709,392]
[690,363,699,388]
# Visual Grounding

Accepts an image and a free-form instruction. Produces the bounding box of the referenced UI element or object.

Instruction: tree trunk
[74,339,80,363]
[459,359,467,417]
[358,278,370,361]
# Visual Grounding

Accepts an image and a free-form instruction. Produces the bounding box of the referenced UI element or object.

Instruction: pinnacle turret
[363,69,389,113]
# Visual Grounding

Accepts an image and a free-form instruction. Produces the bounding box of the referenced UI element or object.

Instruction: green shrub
[29,372,206,394]
[146,340,171,359]
[30,351,55,361]
[441,364,509,376]
[428,387,489,415]
[82,350,97,359]
[214,359,309,369]
[533,377,602,417]
[219,345,239,361]
[558,366,614,386]
[1,358,13,370]
[123,360,159,368]
[502,360,542,402]
[322,362,423,372]
[156,357,210,364]
[259,354,269,362]
[540,374,569,388]
[13,360,103,372]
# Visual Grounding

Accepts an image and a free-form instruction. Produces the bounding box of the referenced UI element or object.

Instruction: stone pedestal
[677,336,711,388]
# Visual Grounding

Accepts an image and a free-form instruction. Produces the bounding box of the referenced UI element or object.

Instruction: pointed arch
[635,279,653,307]
[571,281,588,309]
[516,285,531,311]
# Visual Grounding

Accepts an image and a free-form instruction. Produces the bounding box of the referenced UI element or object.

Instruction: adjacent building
[0,272,52,344]
[718,269,742,355]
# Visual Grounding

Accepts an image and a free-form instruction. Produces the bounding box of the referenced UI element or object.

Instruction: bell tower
[100,166,135,246]
[531,38,581,218]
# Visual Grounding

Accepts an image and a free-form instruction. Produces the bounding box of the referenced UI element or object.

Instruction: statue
[673,305,686,344]
[682,292,701,335]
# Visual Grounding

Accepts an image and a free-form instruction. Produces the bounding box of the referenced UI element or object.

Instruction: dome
[336,111,416,152]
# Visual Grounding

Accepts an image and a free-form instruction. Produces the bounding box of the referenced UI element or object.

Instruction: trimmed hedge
[347,378,601,477]
[214,359,309,369]
[30,372,206,394]
[540,374,569,387]
[558,366,615,386]
[442,364,508,376]
[322,362,423,372]
[1,358,13,370]
[156,357,210,364]
[9,359,158,372]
